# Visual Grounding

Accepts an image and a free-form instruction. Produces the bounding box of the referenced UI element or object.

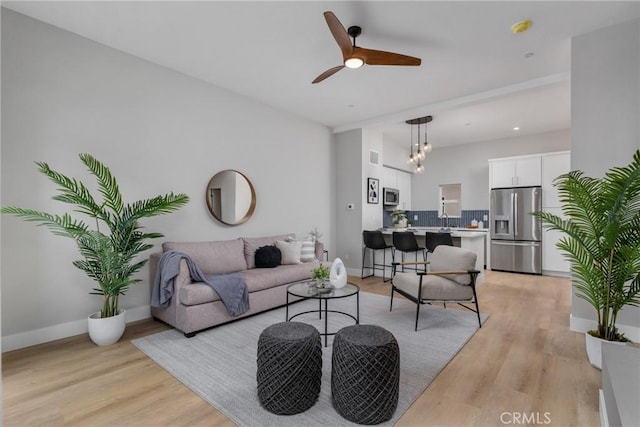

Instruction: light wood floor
[3,271,601,426]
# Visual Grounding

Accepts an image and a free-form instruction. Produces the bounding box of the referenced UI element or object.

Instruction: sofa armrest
[149,252,195,303]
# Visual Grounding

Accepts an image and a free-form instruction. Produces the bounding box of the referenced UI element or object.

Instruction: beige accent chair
[390,245,481,331]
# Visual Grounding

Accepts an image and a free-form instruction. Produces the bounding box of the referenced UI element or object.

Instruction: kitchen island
[379,227,488,280]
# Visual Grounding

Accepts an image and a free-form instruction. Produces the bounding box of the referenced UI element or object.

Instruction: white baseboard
[599,389,608,427]
[2,305,150,353]
[542,269,571,278]
[570,315,640,343]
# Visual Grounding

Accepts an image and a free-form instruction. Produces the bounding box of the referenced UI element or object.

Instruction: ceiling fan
[312,11,421,84]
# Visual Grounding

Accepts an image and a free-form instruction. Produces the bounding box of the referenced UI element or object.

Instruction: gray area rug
[133,291,486,426]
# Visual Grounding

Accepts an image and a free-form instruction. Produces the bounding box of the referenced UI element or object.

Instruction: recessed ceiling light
[511,20,532,34]
[513,127,520,131]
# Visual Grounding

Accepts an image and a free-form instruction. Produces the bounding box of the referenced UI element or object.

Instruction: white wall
[382,138,413,173]
[411,130,570,210]
[362,128,384,231]
[335,129,363,271]
[334,127,386,274]
[1,9,334,350]
[571,18,640,338]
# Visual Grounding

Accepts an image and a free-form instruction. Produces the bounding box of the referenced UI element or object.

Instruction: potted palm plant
[1,154,189,345]
[533,150,640,368]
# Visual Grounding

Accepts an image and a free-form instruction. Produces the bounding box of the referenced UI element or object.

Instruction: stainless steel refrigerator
[490,186,542,274]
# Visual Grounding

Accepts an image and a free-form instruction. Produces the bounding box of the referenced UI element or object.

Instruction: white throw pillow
[275,240,302,265]
[300,238,316,262]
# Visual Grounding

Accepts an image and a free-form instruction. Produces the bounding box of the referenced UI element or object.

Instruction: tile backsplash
[383,209,489,228]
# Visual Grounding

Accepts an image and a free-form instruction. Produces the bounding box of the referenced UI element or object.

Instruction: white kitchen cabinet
[396,170,412,210]
[382,167,412,210]
[489,155,541,188]
[542,206,570,274]
[542,151,570,208]
[382,166,396,191]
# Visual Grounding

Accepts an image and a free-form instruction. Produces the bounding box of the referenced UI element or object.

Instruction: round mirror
[206,170,256,225]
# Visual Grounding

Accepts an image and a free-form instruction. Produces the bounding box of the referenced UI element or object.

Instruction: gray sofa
[149,233,326,337]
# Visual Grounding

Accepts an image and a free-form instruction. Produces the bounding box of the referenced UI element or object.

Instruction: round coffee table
[286,281,359,347]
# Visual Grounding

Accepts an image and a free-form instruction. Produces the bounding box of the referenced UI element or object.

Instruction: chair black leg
[414,301,420,331]
[361,246,366,279]
[472,286,481,328]
[382,249,386,282]
[390,286,394,311]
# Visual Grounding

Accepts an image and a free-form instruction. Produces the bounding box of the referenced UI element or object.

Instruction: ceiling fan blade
[323,11,353,59]
[312,65,345,84]
[358,47,421,66]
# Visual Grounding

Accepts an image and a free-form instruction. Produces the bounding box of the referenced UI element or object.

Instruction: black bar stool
[425,231,454,253]
[361,230,394,282]
[392,231,426,272]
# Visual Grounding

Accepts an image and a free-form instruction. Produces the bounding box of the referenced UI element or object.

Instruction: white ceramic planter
[88,309,126,346]
[585,332,627,370]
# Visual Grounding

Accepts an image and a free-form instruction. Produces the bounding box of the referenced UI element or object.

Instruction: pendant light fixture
[406,115,433,173]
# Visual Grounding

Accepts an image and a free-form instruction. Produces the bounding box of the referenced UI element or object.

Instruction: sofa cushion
[163,239,247,275]
[242,261,320,293]
[300,237,316,262]
[179,261,322,305]
[255,245,281,268]
[243,233,295,269]
[179,283,220,306]
[276,239,302,265]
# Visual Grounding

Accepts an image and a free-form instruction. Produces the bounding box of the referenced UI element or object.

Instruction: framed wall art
[367,178,379,204]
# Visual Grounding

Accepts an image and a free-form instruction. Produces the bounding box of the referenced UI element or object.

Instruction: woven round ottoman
[331,324,400,425]
[256,322,322,415]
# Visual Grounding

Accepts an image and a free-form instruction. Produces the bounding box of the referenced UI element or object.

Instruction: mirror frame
[205,170,256,226]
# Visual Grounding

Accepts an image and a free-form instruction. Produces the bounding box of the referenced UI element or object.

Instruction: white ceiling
[4,1,639,148]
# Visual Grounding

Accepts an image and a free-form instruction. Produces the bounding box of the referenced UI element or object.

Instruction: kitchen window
[439,184,461,218]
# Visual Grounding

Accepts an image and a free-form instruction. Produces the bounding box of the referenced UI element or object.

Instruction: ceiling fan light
[345,57,364,69]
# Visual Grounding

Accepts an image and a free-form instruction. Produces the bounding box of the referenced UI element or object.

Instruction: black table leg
[324,299,328,347]
[285,292,289,321]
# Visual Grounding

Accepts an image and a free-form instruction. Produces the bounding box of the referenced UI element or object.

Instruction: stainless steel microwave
[383,187,399,206]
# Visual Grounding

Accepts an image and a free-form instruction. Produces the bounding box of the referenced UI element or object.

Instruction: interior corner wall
[571,18,640,338]
[0,9,333,350]
[361,128,384,231]
[335,129,363,274]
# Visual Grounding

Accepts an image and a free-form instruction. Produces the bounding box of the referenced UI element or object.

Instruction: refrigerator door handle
[492,241,541,247]
[514,191,518,237]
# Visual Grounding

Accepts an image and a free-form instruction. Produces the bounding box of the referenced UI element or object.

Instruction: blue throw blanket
[151,251,250,317]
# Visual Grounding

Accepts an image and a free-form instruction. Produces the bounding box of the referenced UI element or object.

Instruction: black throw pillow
[255,245,282,268]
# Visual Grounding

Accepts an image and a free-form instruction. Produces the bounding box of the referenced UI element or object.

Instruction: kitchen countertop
[379,227,488,238]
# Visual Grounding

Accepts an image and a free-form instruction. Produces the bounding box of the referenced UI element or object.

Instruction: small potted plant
[391,210,408,228]
[532,149,640,368]
[309,226,323,243]
[311,264,330,289]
